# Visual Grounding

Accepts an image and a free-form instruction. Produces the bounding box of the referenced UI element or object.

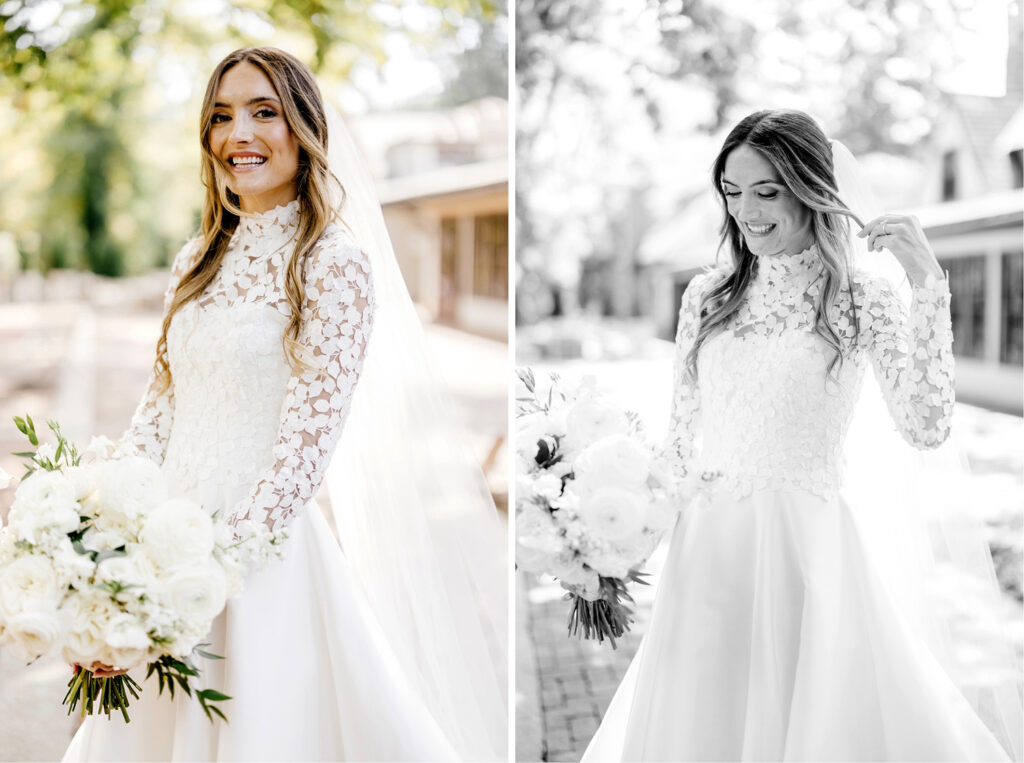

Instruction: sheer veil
[832,139,1023,760]
[321,105,508,761]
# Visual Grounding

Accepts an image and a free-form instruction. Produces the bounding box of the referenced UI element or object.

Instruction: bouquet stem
[566,572,648,649]
[64,666,142,723]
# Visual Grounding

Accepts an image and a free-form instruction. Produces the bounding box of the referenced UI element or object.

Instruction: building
[350,98,509,340]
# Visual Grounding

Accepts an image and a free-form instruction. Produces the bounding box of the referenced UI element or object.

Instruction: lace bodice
[122,200,375,533]
[664,246,954,501]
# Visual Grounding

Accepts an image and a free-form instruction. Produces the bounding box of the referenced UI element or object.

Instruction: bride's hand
[72,661,129,678]
[857,214,944,286]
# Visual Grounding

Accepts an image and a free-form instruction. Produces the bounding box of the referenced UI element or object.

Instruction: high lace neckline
[752,245,822,286]
[237,199,300,239]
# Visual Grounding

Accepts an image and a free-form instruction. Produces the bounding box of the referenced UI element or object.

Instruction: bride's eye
[723,190,740,198]
[211,113,230,125]
[758,191,778,200]
[254,107,278,119]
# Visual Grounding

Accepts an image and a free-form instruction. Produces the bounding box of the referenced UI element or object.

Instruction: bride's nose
[230,115,254,143]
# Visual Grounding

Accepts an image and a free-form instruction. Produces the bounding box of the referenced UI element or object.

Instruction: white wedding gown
[583,248,1016,762]
[63,201,464,761]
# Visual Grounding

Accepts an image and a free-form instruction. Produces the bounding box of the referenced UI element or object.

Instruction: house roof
[376,159,508,205]
[906,188,1024,237]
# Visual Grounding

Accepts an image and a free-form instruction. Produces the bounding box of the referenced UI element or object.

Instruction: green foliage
[0,0,496,276]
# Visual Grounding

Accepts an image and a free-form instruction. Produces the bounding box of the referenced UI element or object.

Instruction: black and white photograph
[515,0,1023,761]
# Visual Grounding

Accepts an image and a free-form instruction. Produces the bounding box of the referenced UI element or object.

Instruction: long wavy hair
[686,109,861,379]
[153,47,343,392]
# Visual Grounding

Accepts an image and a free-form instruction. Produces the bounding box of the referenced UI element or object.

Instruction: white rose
[532,473,564,503]
[576,486,646,542]
[93,456,167,524]
[81,527,129,553]
[64,465,98,504]
[50,539,96,588]
[83,436,117,464]
[549,555,599,592]
[574,435,652,494]
[61,589,120,666]
[95,551,155,592]
[141,500,214,569]
[0,555,62,618]
[165,564,227,626]
[3,610,65,661]
[8,471,80,542]
[35,443,57,464]
[516,508,564,573]
[102,613,150,670]
[564,397,630,454]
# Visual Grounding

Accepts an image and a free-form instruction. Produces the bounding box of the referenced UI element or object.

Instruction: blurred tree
[0,0,495,276]
[515,0,966,323]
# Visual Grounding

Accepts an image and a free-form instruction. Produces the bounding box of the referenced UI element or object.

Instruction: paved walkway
[0,281,508,762]
[515,357,1024,762]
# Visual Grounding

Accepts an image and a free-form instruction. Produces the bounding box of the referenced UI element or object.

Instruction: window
[473,213,508,299]
[946,255,986,359]
[1010,149,1023,189]
[941,150,958,201]
[1001,250,1023,365]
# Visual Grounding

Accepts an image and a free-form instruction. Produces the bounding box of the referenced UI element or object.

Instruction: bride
[582,109,1021,762]
[62,47,506,762]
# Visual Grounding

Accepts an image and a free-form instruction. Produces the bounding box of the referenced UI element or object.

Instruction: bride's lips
[742,221,776,238]
[227,152,268,172]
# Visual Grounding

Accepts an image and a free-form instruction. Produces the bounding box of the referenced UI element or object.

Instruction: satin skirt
[582,488,1011,762]
[62,502,458,762]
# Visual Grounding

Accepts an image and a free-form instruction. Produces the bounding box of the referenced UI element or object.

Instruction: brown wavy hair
[153,47,343,392]
[685,109,862,379]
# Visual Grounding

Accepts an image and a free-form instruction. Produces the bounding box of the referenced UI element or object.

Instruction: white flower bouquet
[515,370,678,647]
[0,415,287,722]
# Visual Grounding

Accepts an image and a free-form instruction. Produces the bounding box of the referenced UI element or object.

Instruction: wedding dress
[62,201,466,761]
[582,246,1017,762]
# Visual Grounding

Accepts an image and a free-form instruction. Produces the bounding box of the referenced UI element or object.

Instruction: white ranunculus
[564,397,630,454]
[8,471,80,542]
[0,555,62,619]
[0,467,14,491]
[3,610,65,662]
[140,499,214,570]
[102,613,150,670]
[165,564,227,626]
[576,486,646,542]
[574,435,652,494]
[549,555,599,592]
[93,456,167,524]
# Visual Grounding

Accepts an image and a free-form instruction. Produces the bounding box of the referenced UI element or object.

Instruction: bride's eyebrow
[213,96,281,108]
[722,178,779,187]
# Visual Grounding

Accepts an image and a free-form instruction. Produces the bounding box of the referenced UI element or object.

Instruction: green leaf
[12,451,36,458]
[196,689,231,702]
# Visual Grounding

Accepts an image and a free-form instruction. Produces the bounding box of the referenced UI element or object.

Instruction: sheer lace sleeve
[120,238,201,463]
[663,272,715,482]
[855,273,954,449]
[229,232,375,533]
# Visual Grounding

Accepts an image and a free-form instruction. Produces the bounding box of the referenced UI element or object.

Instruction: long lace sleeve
[663,272,713,482]
[120,238,201,463]
[856,273,955,449]
[229,235,375,533]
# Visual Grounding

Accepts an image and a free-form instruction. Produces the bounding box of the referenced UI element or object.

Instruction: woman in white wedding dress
[582,109,1021,762]
[62,47,506,762]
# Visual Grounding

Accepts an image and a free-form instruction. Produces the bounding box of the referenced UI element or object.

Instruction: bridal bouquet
[0,415,287,723]
[515,369,677,647]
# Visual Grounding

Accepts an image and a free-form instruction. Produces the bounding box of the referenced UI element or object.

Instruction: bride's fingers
[857,214,890,237]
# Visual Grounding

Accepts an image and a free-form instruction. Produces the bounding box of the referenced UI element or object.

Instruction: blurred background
[0,1,507,759]
[515,0,1023,760]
